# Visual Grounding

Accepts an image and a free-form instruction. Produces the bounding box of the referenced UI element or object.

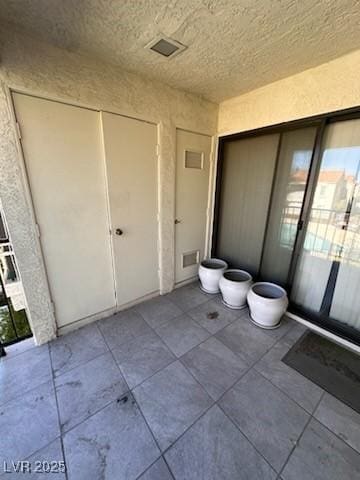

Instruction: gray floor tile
[138,458,173,480]
[1,337,36,360]
[135,296,183,329]
[186,280,203,289]
[0,381,59,463]
[165,405,276,480]
[98,309,152,350]
[0,344,52,405]
[282,418,360,480]
[281,322,308,346]
[154,314,210,357]
[181,337,248,400]
[255,339,323,413]
[133,361,212,451]
[50,323,108,377]
[314,393,360,453]
[112,331,175,389]
[165,285,209,312]
[189,281,222,302]
[216,318,276,365]
[220,369,309,472]
[63,395,160,480]
[252,313,295,340]
[55,352,128,433]
[238,308,295,341]
[187,299,239,334]
[1,439,65,479]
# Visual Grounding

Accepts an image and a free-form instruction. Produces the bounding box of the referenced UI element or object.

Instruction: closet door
[175,129,212,284]
[13,93,115,328]
[101,112,159,305]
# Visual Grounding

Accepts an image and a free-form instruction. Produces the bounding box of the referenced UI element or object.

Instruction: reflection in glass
[0,211,8,242]
[0,253,18,284]
[292,119,360,331]
[260,128,317,285]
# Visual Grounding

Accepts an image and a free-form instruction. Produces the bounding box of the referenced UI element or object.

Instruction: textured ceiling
[0,0,359,102]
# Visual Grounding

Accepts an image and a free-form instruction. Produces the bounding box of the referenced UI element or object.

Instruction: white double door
[13,93,159,328]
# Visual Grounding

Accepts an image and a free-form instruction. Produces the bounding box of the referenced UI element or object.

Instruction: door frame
[212,105,360,346]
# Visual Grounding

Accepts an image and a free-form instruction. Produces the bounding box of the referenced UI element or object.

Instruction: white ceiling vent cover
[146,36,187,58]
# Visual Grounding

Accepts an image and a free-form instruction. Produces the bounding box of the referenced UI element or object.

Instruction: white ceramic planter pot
[198,258,228,294]
[219,269,253,309]
[247,282,288,329]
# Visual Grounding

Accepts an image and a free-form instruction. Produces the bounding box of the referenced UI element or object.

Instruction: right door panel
[292,119,360,332]
[101,112,159,306]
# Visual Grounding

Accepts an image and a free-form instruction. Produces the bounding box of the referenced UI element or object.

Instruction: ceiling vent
[146,36,187,59]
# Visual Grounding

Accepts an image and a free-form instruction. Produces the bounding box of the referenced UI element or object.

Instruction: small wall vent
[146,36,187,59]
[182,250,199,268]
[185,150,203,169]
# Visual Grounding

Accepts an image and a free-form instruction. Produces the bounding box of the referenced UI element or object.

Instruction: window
[0,251,18,284]
[0,211,9,242]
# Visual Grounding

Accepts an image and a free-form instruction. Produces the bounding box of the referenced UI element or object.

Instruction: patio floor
[1,282,360,479]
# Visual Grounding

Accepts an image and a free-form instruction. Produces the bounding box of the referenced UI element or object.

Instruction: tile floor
[1,282,360,479]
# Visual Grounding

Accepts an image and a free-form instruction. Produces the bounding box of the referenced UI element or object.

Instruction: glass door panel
[260,127,317,285]
[216,134,280,276]
[291,118,360,332]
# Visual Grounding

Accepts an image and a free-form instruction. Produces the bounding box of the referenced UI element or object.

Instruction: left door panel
[13,93,116,328]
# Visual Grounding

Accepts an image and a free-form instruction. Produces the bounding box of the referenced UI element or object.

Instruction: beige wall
[0,24,218,344]
[218,49,360,135]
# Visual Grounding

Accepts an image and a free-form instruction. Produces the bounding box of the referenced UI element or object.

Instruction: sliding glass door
[291,118,360,336]
[213,110,360,345]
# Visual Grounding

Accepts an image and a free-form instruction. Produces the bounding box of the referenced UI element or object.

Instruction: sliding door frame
[285,121,326,290]
[212,105,360,346]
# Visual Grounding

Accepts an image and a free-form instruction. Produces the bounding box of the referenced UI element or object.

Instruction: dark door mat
[282,331,360,414]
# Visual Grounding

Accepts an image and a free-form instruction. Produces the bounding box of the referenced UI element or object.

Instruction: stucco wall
[218,49,360,135]
[0,25,218,344]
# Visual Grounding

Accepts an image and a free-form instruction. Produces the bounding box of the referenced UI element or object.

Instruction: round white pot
[247,282,288,329]
[198,258,228,294]
[219,269,253,309]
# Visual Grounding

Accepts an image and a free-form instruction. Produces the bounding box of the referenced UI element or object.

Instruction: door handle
[174,219,181,224]
[115,228,123,236]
